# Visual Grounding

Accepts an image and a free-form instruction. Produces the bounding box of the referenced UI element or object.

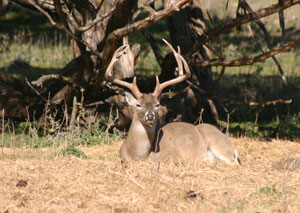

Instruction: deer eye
[155,104,160,108]
[136,104,142,108]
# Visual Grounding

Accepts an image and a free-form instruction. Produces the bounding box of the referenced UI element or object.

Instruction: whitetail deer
[105,39,241,165]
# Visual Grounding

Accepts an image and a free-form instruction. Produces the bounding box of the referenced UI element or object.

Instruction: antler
[106,39,190,99]
[152,39,191,98]
[105,44,143,98]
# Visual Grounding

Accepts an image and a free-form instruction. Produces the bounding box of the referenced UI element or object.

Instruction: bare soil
[1,138,300,213]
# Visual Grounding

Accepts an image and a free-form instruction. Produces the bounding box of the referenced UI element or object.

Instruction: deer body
[150,122,209,163]
[119,93,240,164]
[106,39,241,165]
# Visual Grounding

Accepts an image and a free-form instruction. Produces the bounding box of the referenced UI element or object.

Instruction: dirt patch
[1,138,300,212]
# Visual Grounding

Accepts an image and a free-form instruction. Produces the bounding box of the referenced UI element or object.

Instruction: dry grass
[1,138,300,213]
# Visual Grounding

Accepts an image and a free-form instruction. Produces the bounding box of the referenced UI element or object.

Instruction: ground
[1,138,300,212]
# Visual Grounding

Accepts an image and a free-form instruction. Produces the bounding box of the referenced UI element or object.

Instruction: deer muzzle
[144,111,155,123]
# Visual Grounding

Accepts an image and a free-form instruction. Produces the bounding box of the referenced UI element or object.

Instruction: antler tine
[152,39,191,98]
[105,44,143,98]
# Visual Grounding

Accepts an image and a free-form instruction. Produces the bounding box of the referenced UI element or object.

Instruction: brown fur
[120,93,240,165]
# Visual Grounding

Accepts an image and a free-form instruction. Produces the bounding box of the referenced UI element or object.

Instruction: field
[1,138,300,212]
[1,0,300,212]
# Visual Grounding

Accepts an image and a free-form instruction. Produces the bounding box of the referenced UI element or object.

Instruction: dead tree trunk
[2,0,193,128]
[4,0,138,127]
[1,0,298,130]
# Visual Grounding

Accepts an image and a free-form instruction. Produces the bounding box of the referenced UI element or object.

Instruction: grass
[61,144,87,158]
[1,138,300,212]
[0,118,125,149]
[0,4,72,81]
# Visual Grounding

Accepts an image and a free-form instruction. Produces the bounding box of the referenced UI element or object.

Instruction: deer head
[105,39,191,128]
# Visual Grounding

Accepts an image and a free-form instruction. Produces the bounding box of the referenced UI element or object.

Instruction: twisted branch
[216,97,292,107]
[0,71,34,96]
[189,39,300,67]
[187,80,292,108]
[186,0,300,57]
[106,0,191,44]
[28,0,102,58]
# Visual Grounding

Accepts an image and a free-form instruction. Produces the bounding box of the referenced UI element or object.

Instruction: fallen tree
[0,0,298,130]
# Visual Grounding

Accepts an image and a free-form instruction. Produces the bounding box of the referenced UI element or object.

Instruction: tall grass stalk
[1,110,4,155]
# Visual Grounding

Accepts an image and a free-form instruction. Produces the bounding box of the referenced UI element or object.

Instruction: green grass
[208,0,300,139]
[0,32,72,81]
[0,119,125,149]
[1,37,72,67]
[0,4,72,81]
[61,145,87,158]
[214,53,300,138]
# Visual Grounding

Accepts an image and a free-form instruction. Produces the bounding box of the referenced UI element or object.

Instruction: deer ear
[124,91,138,106]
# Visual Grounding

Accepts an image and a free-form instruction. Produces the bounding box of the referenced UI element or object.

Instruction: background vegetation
[0,0,299,151]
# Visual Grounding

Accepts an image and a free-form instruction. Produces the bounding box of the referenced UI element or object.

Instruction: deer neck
[125,113,157,159]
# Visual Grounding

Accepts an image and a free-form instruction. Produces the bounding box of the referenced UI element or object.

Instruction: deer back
[150,122,208,162]
[149,122,240,165]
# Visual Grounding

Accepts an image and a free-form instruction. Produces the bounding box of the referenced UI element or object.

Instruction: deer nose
[145,111,155,121]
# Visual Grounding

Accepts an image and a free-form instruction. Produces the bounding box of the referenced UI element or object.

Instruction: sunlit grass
[0,119,125,149]
[0,37,73,69]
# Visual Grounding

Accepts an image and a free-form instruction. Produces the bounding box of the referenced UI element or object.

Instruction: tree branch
[187,80,292,107]
[189,39,300,67]
[237,0,288,85]
[106,0,191,43]
[209,66,226,96]
[278,0,286,43]
[68,3,118,32]
[100,0,191,74]
[0,71,34,96]
[215,97,292,107]
[24,77,48,102]
[31,73,77,87]
[186,0,300,57]
[142,29,163,68]
[28,0,102,59]
[11,0,56,13]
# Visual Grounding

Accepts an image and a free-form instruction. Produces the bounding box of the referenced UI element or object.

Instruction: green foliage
[226,117,300,138]
[216,63,300,138]
[0,5,72,81]
[202,1,300,139]
[259,185,282,196]
[0,119,125,149]
[61,145,86,158]
[70,126,125,147]
[0,4,54,34]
